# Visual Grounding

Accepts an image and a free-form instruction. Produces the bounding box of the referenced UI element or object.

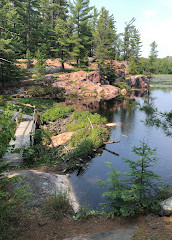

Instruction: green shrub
[42,191,74,220]
[22,143,60,166]
[68,140,93,159]
[68,110,106,131]
[70,129,91,147]
[88,127,109,149]
[113,82,131,91]
[41,103,73,123]
[99,141,169,217]
[28,86,63,98]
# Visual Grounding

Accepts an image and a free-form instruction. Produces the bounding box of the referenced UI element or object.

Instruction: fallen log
[104,141,120,144]
[103,148,120,156]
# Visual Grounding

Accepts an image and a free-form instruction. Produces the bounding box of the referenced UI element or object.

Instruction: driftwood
[104,141,120,144]
[103,148,120,156]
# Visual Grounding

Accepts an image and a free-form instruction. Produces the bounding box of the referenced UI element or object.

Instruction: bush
[99,141,169,217]
[113,82,131,91]
[68,140,93,159]
[28,86,63,98]
[42,191,74,220]
[41,103,73,123]
[68,110,106,131]
[88,127,109,149]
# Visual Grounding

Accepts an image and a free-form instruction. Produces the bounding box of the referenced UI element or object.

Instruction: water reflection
[69,87,172,210]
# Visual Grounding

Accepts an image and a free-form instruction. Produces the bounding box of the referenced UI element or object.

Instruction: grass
[41,103,73,123]
[67,110,107,131]
[42,191,74,220]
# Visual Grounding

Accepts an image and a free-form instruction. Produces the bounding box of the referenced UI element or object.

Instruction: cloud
[140,17,172,57]
[161,0,172,7]
[142,9,158,18]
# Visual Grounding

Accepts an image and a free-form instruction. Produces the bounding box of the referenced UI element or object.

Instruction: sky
[89,0,172,58]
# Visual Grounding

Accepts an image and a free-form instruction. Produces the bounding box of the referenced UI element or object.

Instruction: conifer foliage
[99,141,167,217]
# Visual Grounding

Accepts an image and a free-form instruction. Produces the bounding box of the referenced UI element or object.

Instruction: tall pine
[69,0,93,66]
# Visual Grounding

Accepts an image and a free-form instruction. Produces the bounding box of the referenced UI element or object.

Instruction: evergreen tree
[93,7,117,65]
[122,18,142,62]
[149,41,158,73]
[35,48,46,80]
[0,0,23,86]
[100,141,167,217]
[93,7,117,83]
[69,0,93,66]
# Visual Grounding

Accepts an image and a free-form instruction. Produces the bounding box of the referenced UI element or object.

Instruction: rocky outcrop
[125,75,148,89]
[53,71,119,100]
[59,70,101,84]
[7,170,79,212]
[160,197,172,216]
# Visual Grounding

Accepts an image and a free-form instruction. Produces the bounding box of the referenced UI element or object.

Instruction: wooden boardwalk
[3,108,37,166]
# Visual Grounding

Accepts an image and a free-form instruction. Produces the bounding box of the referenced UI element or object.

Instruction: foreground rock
[160,197,172,216]
[7,170,79,213]
[64,225,138,240]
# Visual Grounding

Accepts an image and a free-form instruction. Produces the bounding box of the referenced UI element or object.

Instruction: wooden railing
[30,108,37,146]
[11,105,37,146]
[11,109,22,127]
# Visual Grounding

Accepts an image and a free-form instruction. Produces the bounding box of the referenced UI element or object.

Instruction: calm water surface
[70,86,172,210]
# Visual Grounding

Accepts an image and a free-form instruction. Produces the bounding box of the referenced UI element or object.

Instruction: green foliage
[69,0,93,66]
[68,140,93,159]
[0,109,16,158]
[22,130,60,166]
[28,85,63,98]
[93,7,117,65]
[25,49,33,68]
[113,82,131,91]
[43,191,74,220]
[34,49,46,80]
[41,103,73,123]
[122,18,142,61]
[100,62,117,85]
[73,204,101,220]
[0,107,31,239]
[68,110,107,131]
[18,97,54,114]
[128,56,138,75]
[70,127,108,149]
[100,141,167,217]
[140,104,172,136]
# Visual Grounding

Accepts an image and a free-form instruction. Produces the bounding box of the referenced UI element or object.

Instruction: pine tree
[100,141,166,216]
[149,41,158,73]
[93,7,117,65]
[69,0,93,66]
[93,7,117,83]
[35,48,46,80]
[0,0,23,86]
[122,18,142,61]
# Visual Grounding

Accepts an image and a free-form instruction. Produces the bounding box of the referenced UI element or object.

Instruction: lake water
[70,80,172,210]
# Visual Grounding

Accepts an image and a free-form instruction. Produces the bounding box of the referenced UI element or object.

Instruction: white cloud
[142,9,158,18]
[161,0,172,7]
[140,17,172,58]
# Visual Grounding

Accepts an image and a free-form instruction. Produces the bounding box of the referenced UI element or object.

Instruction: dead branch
[103,148,120,156]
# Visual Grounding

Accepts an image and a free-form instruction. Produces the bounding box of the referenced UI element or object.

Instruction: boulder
[125,75,148,89]
[116,69,125,77]
[160,197,172,216]
[121,88,127,96]
[49,132,75,148]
